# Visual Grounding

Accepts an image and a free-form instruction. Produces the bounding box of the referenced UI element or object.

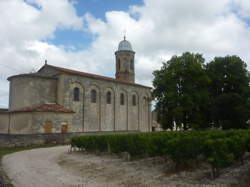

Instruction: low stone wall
[0,113,9,134]
[0,131,139,148]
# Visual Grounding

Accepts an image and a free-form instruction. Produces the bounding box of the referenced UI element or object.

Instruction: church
[0,38,152,134]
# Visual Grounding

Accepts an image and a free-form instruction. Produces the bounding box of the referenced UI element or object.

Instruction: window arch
[106,91,111,104]
[120,93,125,105]
[130,59,134,70]
[91,89,97,103]
[132,94,136,106]
[73,87,80,101]
[118,59,121,70]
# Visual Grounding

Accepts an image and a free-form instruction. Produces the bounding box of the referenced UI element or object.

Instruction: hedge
[71,130,250,178]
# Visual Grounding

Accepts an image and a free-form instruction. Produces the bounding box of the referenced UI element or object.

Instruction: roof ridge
[44,64,151,89]
[46,64,117,81]
[8,72,57,81]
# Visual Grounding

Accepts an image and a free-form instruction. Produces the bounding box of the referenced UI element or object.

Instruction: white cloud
[0,0,83,46]
[0,0,250,108]
[233,0,250,18]
[0,0,84,107]
[80,0,250,83]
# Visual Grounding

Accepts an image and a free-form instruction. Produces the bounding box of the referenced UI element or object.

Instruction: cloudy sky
[0,0,250,108]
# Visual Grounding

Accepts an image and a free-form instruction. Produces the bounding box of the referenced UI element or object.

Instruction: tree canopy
[153,52,210,130]
[153,53,250,130]
[206,56,250,129]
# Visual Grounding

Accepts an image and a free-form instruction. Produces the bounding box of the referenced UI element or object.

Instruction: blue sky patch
[72,0,143,20]
[48,0,143,49]
[48,29,93,51]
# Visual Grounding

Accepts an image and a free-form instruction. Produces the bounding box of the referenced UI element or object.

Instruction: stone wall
[115,50,135,83]
[31,112,73,133]
[15,65,153,133]
[9,113,32,134]
[0,131,139,148]
[0,114,9,134]
[60,74,152,132]
[101,88,115,131]
[0,112,73,134]
[9,76,57,110]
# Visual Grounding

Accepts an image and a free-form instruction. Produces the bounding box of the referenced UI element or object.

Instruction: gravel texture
[2,146,250,187]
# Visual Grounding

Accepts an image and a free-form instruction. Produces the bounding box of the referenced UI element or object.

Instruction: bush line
[71,130,250,178]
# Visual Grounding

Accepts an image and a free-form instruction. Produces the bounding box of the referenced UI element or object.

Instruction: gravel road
[2,145,250,187]
[2,146,82,187]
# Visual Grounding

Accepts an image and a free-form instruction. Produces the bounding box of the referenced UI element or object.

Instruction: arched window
[91,89,97,103]
[106,91,111,104]
[143,96,147,105]
[73,87,80,101]
[118,59,121,70]
[132,94,136,106]
[120,93,124,105]
[130,59,134,70]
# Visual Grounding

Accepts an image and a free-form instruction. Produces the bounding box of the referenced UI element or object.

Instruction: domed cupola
[115,36,135,83]
[118,37,133,51]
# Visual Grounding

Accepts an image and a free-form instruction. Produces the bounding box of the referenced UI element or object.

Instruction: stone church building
[0,38,152,134]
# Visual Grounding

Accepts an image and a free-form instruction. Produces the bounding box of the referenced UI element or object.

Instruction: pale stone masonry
[0,38,152,134]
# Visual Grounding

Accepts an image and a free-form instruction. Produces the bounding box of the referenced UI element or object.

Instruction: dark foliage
[71,130,250,178]
[153,53,250,130]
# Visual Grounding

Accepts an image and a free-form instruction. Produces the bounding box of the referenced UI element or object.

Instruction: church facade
[0,38,152,134]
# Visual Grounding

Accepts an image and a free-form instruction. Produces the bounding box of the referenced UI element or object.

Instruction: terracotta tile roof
[0,109,8,114]
[43,64,151,89]
[10,104,74,113]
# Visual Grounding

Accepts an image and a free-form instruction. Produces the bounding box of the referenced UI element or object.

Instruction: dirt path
[2,146,170,187]
[2,146,82,187]
[2,146,250,187]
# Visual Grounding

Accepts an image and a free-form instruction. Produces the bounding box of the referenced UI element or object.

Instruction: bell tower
[115,36,135,83]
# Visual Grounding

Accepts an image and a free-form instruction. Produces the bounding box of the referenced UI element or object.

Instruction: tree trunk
[183,112,188,130]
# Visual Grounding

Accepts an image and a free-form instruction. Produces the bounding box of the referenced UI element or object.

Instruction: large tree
[206,56,250,129]
[153,52,210,130]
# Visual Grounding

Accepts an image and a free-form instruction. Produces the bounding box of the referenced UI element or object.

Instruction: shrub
[71,130,250,178]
